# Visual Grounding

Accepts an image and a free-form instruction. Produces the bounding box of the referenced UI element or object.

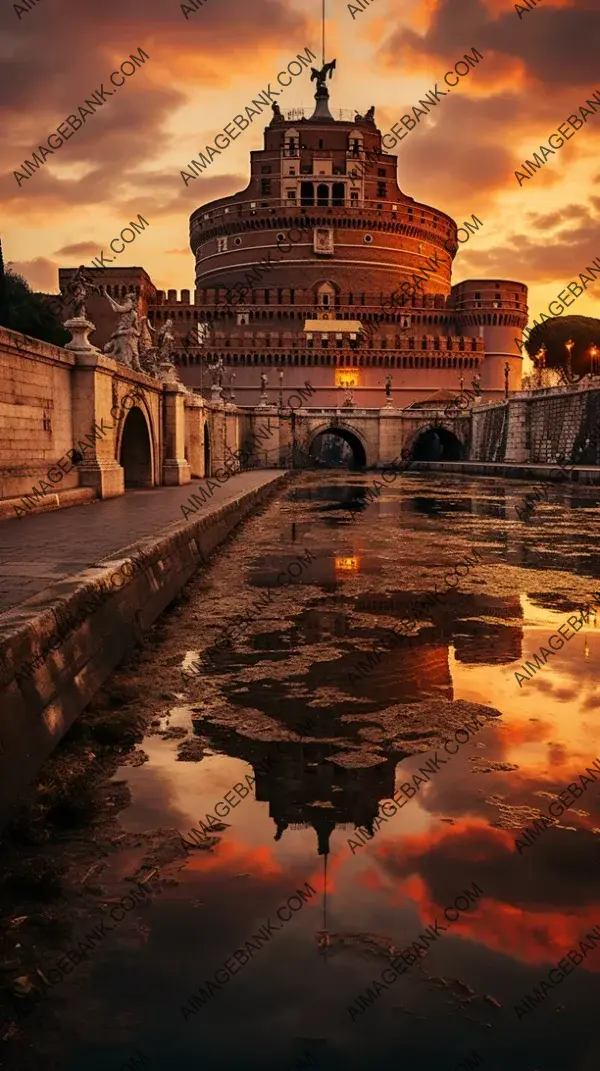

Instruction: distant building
[59,63,528,409]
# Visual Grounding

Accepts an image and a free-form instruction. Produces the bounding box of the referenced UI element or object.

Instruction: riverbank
[407,459,600,484]
[0,471,288,824]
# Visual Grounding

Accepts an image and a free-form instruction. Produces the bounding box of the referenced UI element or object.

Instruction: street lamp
[565,338,574,383]
[589,343,599,377]
[535,343,546,388]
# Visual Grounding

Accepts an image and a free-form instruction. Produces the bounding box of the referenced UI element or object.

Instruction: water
[7,472,600,1071]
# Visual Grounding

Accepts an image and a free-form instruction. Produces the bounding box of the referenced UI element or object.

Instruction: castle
[59,62,528,409]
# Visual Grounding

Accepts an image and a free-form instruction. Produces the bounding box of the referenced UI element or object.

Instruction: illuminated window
[335,369,359,388]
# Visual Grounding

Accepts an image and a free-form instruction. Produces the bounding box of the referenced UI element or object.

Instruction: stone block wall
[471,401,508,461]
[0,327,77,499]
[527,386,600,464]
[470,384,600,466]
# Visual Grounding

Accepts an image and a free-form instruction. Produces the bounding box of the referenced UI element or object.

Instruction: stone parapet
[0,473,288,826]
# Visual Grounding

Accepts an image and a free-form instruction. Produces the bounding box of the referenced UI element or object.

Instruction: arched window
[317,183,329,206]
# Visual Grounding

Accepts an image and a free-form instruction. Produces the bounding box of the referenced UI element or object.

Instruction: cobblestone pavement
[0,471,283,613]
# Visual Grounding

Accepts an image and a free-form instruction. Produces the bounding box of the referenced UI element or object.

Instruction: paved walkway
[0,471,284,614]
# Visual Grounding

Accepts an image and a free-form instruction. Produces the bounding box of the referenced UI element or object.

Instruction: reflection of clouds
[185,838,285,881]
[373,820,600,966]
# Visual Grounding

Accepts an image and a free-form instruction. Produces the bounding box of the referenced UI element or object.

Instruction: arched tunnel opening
[306,429,367,469]
[411,427,463,462]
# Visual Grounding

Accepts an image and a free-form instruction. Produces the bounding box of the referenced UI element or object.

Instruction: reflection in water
[19,472,600,1071]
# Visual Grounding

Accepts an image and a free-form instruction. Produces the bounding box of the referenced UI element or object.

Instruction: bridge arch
[118,405,154,487]
[305,423,368,468]
[408,424,465,462]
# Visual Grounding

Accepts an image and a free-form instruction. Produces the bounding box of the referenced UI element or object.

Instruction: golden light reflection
[334,555,360,575]
[447,593,600,788]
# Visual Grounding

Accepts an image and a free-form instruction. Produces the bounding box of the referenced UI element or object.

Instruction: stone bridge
[267,406,472,468]
[0,323,476,516]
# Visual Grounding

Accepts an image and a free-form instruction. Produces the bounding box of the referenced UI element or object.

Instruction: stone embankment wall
[471,383,600,468]
[0,475,287,825]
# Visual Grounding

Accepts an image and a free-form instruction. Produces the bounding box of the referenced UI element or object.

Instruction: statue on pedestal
[311,59,336,93]
[139,317,176,379]
[208,356,225,401]
[102,287,142,371]
[64,265,100,319]
[385,373,392,405]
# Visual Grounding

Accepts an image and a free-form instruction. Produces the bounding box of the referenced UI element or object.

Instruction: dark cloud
[464,200,600,286]
[54,241,99,257]
[379,0,600,91]
[7,256,59,290]
[527,204,592,230]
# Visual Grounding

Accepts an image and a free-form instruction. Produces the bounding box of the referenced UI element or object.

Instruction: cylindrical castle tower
[152,60,531,407]
[449,280,528,392]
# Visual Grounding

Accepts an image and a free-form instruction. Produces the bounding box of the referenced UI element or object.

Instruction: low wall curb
[0,472,288,825]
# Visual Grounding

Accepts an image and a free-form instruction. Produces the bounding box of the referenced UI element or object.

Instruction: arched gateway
[119,406,153,487]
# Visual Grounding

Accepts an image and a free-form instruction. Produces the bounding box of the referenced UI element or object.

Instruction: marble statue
[139,317,175,377]
[62,264,98,320]
[208,355,224,387]
[102,287,142,371]
[271,101,282,120]
[385,374,392,399]
[261,371,268,392]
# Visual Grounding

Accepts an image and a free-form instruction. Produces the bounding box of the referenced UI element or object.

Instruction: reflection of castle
[192,722,396,856]
[353,590,524,667]
[56,61,527,409]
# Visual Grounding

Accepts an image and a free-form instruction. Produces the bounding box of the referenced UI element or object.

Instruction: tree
[0,254,70,346]
[524,315,600,383]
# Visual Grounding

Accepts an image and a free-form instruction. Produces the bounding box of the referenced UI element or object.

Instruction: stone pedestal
[64,317,100,354]
[211,384,224,404]
[76,459,124,498]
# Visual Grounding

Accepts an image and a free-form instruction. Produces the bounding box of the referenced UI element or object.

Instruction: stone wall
[471,401,508,461]
[471,384,600,466]
[0,327,77,499]
[527,386,600,464]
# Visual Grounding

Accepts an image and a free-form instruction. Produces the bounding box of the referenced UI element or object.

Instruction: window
[495,292,501,299]
[261,179,271,195]
[364,234,373,244]
[261,165,272,174]
[234,236,242,246]
[378,168,386,176]
[217,237,228,253]
[352,138,360,154]
[286,189,296,199]
[377,183,386,197]
[475,292,481,299]
[289,167,296,175]
[350,190,359,202]
[319,139,324,149]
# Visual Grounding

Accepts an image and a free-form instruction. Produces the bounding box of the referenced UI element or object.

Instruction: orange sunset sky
[3,0,600,349]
